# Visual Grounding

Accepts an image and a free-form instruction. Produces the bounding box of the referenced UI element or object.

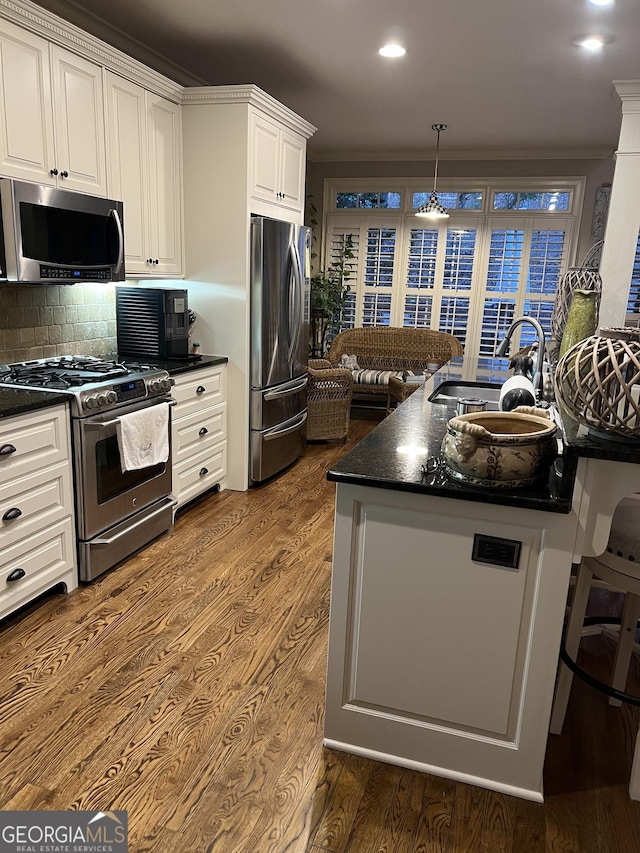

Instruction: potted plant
[309,233,355,357]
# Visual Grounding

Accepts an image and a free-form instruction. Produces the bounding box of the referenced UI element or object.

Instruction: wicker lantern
[551,266,602,345]
[550,242,603,348]
[554,327,640,440]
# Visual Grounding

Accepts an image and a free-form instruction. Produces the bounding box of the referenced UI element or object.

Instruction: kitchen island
[324,355,640,801]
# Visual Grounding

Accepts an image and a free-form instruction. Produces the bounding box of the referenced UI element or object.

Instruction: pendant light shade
[416,124,450,219]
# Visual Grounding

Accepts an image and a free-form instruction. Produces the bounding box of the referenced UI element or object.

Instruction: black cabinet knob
[2,507,22,521]
[199,467,208,477]
[198,427,208,436]
[154,259,159,265]
[7,568,26,583]
[0,444,16,456]
[196,385,206,394]
[60,170,68,178]
[50,168,58,176]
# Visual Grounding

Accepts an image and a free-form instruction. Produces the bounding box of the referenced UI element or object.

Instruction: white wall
[181,102,252,491]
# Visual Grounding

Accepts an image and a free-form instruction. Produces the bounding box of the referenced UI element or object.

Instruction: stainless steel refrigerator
[249,215,311,484]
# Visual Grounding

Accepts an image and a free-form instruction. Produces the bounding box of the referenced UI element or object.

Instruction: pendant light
[415,124,450,219]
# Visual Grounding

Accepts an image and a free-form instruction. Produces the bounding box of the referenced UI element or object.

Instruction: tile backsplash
[0,282,116,364]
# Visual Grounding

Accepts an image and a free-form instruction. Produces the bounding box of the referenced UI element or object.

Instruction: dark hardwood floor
[0,415,639,852]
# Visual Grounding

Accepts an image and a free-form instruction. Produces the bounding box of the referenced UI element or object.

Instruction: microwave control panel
[40,265,111,281]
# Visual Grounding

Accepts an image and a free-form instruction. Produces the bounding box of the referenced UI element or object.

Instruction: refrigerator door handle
[287,235,303,366]
[263,376,308,401]
[263,411,307,441]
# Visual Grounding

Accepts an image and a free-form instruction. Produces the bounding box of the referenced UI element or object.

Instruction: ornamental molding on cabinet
[180,85,317,140]
[0,0,184,102]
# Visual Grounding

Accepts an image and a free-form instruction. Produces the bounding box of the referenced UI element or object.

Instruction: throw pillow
[340,354,360,370]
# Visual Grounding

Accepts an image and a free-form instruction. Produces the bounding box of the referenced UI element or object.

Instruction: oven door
[73,396,173,543]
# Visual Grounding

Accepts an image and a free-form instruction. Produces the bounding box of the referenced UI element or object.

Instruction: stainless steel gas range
[0,356,176,582]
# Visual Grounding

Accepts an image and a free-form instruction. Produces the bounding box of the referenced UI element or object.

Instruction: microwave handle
[110,208,124,272]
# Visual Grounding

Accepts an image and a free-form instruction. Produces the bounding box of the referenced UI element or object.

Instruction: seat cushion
[351,368,405,387]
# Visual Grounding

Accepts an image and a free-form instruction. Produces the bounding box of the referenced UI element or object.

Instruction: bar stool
[550,494,640,799]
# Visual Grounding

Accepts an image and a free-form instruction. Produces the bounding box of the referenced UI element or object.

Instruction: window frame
[320,176,585,354]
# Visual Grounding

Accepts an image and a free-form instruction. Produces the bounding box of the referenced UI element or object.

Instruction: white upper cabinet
[49,45,107,195]
[0,19,54,184]
[0,19,106,194]
[105,72,183,277]
[250,110,306,214]
[146,93,183,276]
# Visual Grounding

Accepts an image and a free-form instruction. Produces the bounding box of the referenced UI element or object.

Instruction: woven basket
[554,327,640,439]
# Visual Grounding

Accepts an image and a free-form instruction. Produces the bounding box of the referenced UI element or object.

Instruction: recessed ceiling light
[379,43,406,58]
[588,0,614,6]
[579,35,605,50]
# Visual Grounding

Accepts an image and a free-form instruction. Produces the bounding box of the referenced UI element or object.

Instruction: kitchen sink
[428,379,502,410]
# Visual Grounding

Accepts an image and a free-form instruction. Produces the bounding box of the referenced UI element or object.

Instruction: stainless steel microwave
[0,178,125,283]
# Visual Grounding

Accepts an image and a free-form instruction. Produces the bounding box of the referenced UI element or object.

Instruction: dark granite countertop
[117,353,228,376]
[0,388,72,419]
[327,355,640,514]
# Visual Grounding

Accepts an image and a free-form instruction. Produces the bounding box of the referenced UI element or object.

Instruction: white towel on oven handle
[117,402,170,471]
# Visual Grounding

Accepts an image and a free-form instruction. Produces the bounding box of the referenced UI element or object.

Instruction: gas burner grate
[39,356,129,377]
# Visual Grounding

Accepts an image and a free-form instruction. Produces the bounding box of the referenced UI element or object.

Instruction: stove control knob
[107,391,118,404]
[97,392,109,407]
[84,395,98,410]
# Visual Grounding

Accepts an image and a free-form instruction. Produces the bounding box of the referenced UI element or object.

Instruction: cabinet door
[0,19,55,184]
[105,72,149,274]
[146,93,183,276]
[50,45,107,196]
[250,111,280,205]
[279,128,306,212]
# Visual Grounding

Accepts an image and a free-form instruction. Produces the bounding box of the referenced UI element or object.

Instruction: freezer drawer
[250,410,307,484]
[250,375,307,431]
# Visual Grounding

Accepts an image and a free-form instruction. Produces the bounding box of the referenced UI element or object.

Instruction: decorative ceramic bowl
[441,407,557,488]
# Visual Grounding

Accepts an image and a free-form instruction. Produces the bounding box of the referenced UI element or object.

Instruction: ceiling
[29,0,640,161]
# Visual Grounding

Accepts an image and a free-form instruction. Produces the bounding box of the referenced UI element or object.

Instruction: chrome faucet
[495,316,547,390]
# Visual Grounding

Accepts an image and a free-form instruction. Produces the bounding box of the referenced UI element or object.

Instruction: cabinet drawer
[0,405,70,486]
[0,517,77,621]
[0,461,73,548]
[173,441,226,507]
[172,404,226,464]
[172,366,226,418]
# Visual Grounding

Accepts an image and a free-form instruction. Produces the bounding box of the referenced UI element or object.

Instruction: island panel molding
[324,482,579,801]
[341,499,541,740]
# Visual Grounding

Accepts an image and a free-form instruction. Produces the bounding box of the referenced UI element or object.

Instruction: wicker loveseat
[322,326,463,402]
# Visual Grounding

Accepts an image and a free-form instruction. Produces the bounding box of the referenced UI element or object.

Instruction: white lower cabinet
[0,404,77,621]
[324,483,579,801]
[171,364,227,508]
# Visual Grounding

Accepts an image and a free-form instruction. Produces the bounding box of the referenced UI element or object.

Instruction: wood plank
[0,415,639,852]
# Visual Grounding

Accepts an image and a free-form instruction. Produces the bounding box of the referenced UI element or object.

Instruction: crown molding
[0,0,185,101]
[307,147,615,163]
[614,80,640,101]
[181,85,317,139]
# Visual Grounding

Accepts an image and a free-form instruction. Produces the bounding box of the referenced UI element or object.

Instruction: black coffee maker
[116,286,190,359]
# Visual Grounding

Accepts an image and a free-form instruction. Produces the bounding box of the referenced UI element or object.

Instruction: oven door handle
[85,400,176,429]
[92,498,178,545]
